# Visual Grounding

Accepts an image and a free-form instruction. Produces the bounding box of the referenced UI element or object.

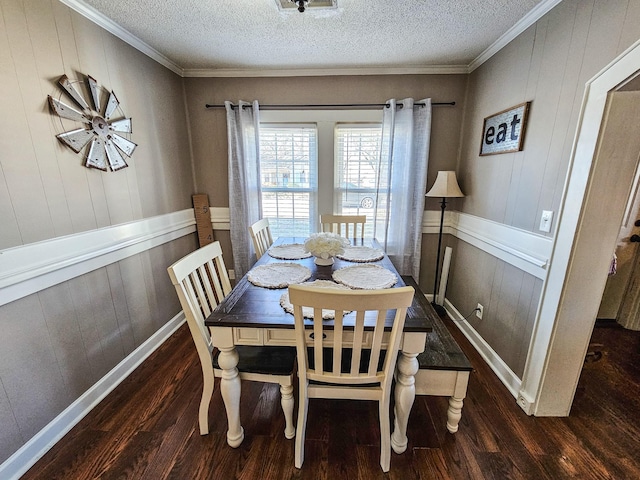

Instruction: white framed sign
[480,102,530,156]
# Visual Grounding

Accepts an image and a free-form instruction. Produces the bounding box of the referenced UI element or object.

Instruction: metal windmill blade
[48,73,136,172]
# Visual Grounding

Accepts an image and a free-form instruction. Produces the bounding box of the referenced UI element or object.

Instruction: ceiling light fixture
[276,0,337,13]
[291,0,308,12]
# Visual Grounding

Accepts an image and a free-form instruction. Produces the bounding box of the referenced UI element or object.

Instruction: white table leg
[217,345,244,447]
[280,384,295,439]
[446,396,464,433]
[391,351,419,454]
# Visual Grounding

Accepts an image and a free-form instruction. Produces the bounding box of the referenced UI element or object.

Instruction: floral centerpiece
[304,232,350,266]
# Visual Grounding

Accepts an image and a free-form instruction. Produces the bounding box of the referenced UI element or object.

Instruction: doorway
[597,76,640,330]
[518,39,640,416]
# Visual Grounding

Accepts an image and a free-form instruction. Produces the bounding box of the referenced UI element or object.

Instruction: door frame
[517,39,640,416]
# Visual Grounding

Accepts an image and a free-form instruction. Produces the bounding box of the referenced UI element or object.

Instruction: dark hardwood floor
[22,317,640,479]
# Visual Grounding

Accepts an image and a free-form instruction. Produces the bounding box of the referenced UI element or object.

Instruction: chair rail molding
[0,209,196,306]
[422,211,553,279]
[205,208,553,279]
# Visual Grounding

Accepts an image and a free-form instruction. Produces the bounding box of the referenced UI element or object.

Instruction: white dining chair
[288,284,415,472]
[249,218,274,259]
[320,213,366,239]
[167,241,296,439]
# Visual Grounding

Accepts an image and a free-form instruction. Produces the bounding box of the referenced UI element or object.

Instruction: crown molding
[468,0,563,72]
[182,64,469,78]
[58,0,184,76]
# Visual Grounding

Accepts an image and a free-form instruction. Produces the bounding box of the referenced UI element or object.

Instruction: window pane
[259,125,317,237]
[335,124,382,237]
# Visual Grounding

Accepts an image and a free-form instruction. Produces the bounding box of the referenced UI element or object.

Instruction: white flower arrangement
[303,232,350,259]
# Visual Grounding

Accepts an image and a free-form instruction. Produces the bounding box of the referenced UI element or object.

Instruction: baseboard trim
[0,312,186,480]
[442,298,522,399]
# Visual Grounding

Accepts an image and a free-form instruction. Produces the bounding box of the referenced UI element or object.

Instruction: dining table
[204,236,436,454]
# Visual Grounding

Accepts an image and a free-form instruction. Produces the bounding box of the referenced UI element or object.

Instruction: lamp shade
[425,171,465,198]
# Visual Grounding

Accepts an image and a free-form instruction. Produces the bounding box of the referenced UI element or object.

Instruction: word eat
[484,114,521,145]
[480,102,529,155]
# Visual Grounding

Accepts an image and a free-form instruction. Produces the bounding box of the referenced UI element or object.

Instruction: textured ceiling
[71,0,551,75]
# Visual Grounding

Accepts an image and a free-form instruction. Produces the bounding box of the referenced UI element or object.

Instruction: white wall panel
[1,1,55,245]
[23,0,75,239]
[0,295,70,440]
[105,263,136,355]
[0,383,23,458]
[38,283,95,394]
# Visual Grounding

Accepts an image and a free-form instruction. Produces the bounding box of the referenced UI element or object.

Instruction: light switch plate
[539,210,553,232]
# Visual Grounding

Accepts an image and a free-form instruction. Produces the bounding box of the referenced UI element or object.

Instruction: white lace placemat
[247,263,311,289]
[280,280,352,319]
[336,246,384,263]
[332,264,398,289]
[268,243,312,260]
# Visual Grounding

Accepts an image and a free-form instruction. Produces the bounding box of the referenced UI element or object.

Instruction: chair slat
[320,214,366,239]
[368,310,387,377]
[350,311,365,375]
[333,311,344,376]
[313,307,323,375]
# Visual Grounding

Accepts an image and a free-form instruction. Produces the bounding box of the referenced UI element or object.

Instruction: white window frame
[259,109,383,233]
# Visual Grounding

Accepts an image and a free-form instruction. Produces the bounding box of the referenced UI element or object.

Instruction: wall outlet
[476,303,484,319]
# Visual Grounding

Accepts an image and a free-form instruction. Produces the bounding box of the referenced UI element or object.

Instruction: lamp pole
[432,197,447,315]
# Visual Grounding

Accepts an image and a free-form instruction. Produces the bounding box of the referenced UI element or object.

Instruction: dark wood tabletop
[205,237,434,332]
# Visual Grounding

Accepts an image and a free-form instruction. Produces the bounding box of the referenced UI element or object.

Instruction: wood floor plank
[21,320,640,479]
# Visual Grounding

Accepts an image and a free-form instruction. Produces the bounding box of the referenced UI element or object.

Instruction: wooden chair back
[167,241,232,368]
[290,284,414,390]
[320,214,366,239]
[249,218,274,258]
[168,241,296,439]
[288,284,414,471]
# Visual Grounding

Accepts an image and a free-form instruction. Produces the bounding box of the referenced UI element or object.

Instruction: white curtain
[225,100,261,279]
[373,98,431,279]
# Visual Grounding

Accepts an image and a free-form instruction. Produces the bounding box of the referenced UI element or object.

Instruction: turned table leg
[217,345,244,447]
[446,396,464,433]
[391,351,419,454]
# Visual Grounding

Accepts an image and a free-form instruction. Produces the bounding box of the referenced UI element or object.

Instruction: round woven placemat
[280,280,352,319]
[268,244,312,260]
[332,264,397,290]
[336,246,384,263]
[247,263,311,289]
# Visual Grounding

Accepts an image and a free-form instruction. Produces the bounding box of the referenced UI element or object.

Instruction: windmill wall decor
[48,73,137,171]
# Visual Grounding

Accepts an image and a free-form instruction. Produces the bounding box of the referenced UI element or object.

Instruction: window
[259,110,382,238]
[335,124,382,237]
[259,125,317,238]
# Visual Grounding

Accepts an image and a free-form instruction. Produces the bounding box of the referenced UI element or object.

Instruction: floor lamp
[425,171,464,315]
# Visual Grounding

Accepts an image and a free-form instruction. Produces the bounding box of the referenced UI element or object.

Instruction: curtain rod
[205,101,455,110]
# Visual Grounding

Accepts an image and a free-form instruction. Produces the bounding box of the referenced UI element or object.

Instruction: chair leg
[379,397,391,472]
[280,383,295,439]
[294,382,309,469]
[198,370,215,435]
